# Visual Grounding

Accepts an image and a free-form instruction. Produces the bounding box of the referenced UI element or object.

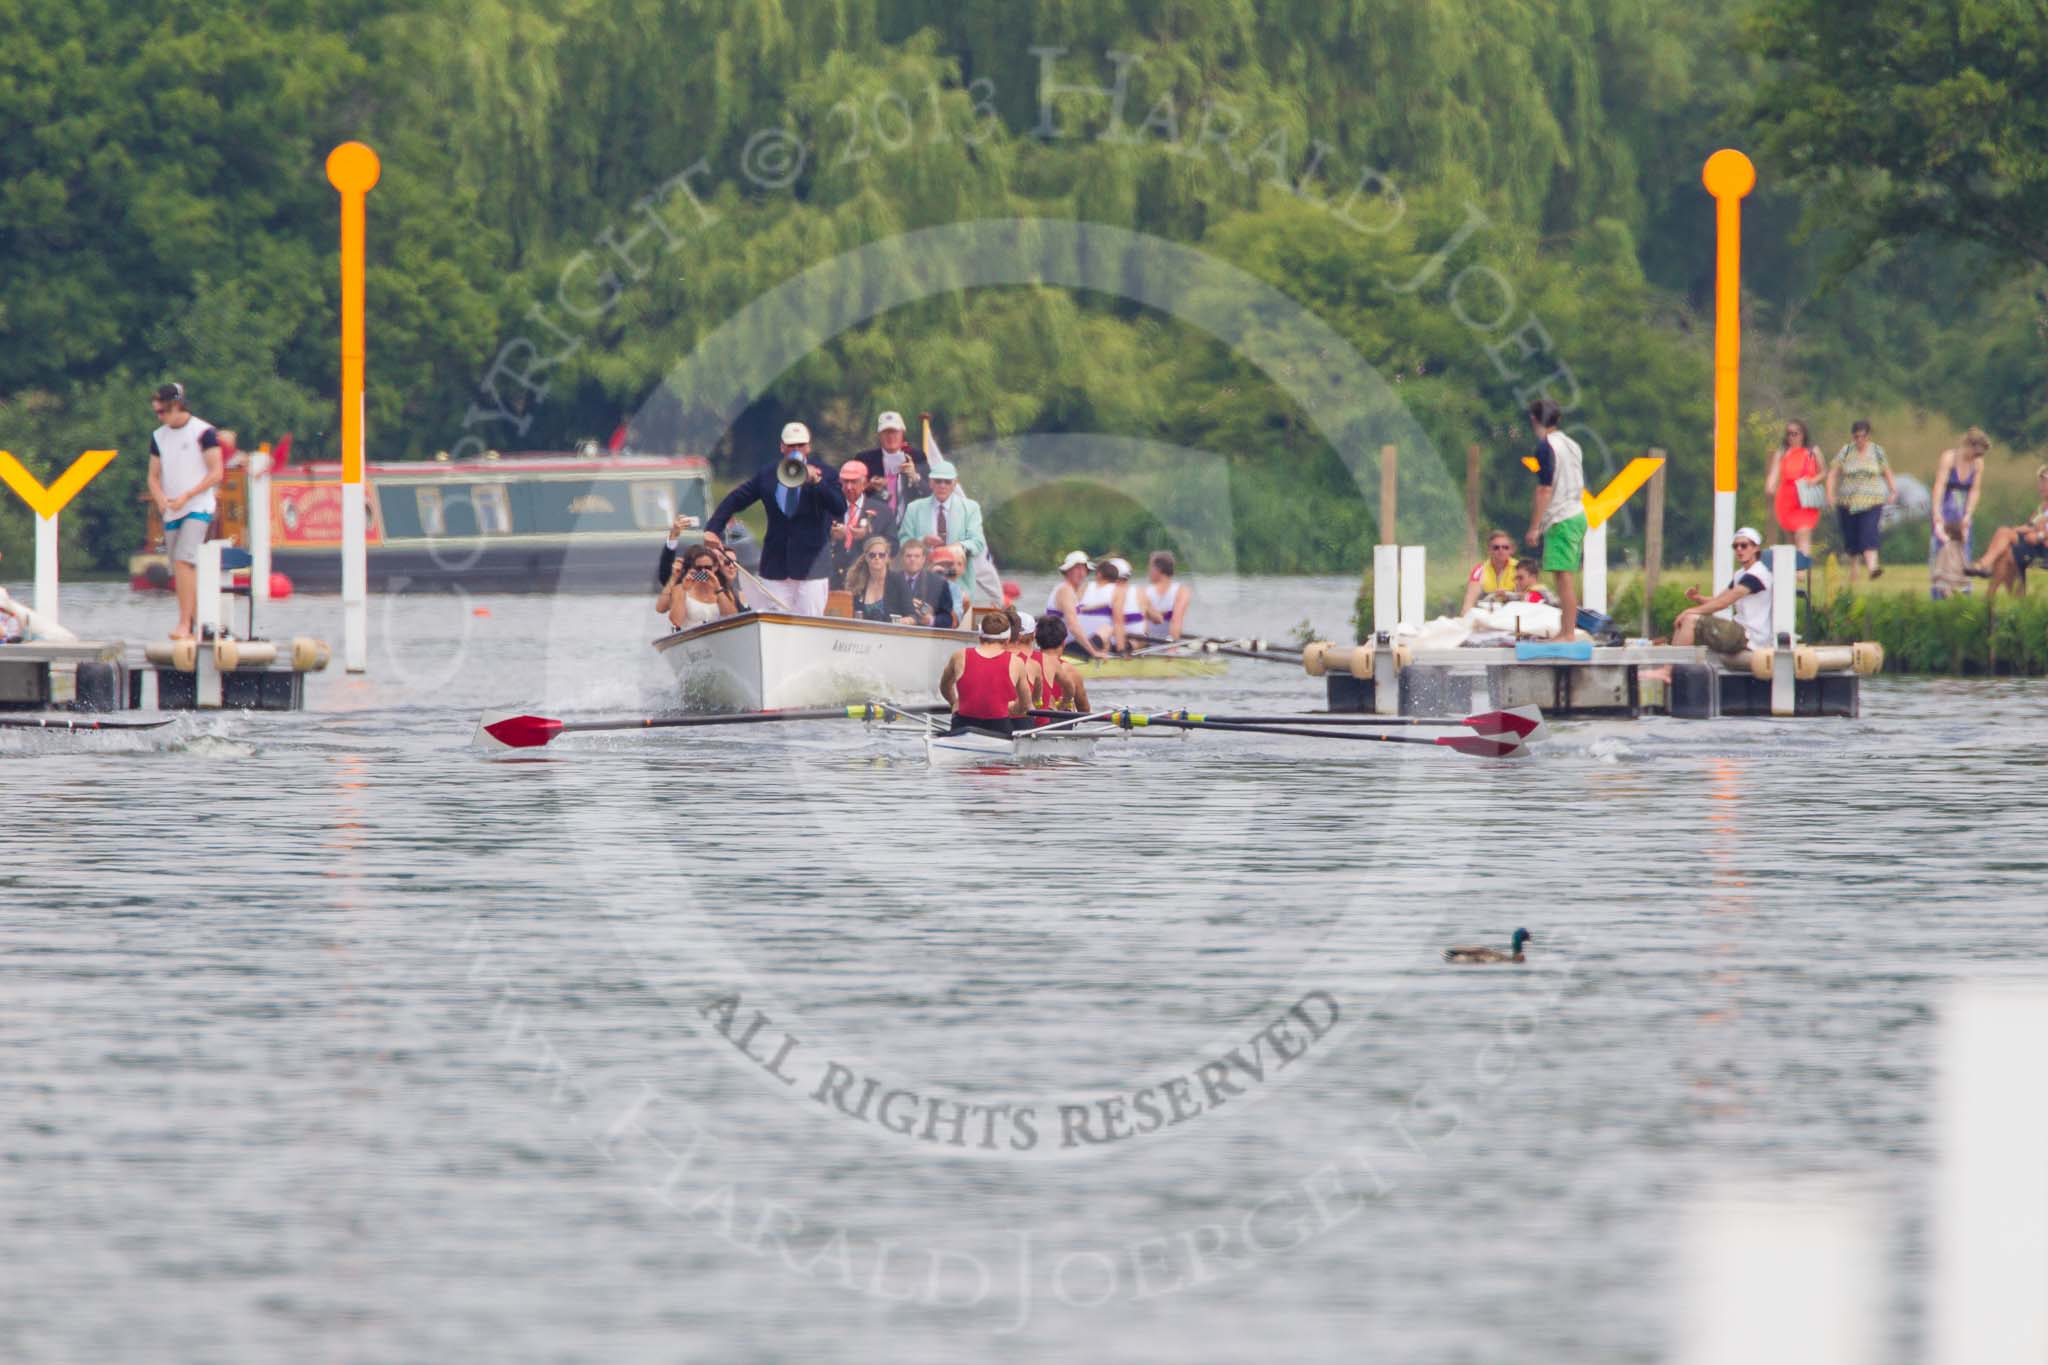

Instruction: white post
[1398,546,1425,629]
[1770,545,1795,642]
[33,513,58,626]
[1583,522,1609,614]
[1712,488,1735,613]
[1372,545,1398,638]
[196,539,224,636]
[1769,543,1797,716]
[249,452,272,607]
[1677,1181,1878,1365]
[1933,983,2048,1365]
[342,476,367,672]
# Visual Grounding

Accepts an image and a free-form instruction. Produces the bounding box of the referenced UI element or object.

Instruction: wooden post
[1641,452,1666,639]
[1464,443,1482,565]
[1378,443,1397,547]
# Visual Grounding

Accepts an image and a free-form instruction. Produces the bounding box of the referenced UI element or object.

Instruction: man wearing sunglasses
[1673,527,1774,653]
[1461,529,1520,614]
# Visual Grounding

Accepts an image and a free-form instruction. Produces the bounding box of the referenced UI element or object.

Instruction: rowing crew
[938,609,1094,736]
[1045,550,1190,659]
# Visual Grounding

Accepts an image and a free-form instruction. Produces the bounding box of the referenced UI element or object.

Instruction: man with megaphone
[702,420,848,616]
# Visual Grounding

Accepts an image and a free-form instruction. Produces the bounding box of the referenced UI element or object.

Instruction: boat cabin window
[473,484,512,535]
[416,487,446,536]
[632,481,675,530]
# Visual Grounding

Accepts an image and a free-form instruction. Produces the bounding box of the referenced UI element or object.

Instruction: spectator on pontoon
[1514,558,1555,605]
[1461,530,1520,613]
[1673,527,1774,654]
[656,542,740,630]
[842,536,918,623]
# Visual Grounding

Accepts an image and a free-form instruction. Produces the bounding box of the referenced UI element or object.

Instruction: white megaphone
[776,452,809,489]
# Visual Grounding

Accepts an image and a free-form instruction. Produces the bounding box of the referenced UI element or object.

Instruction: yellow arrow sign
[1519,453,1666,529]
[0,449,117,519]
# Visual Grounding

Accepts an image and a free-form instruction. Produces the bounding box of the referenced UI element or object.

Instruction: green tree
[1746,0,2048,271]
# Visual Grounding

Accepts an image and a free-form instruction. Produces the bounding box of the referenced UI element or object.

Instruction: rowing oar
[1142,705,1547,743]
[1108,711,1528,758]
[475,702,948,752]
[0,716,176,734]
[1129,633,1301,663]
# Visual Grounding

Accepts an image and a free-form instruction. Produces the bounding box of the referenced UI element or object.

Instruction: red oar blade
[1463,705,1548,742]
[476,711,565,751]
[1435,733,1529,759]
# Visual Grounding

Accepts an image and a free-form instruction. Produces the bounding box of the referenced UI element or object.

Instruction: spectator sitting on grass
[1963,464,2048,599]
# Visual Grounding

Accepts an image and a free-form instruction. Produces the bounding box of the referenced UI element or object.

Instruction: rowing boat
[653,610,977,711]
[922,723,1121,766]
[1072,653,1227,681]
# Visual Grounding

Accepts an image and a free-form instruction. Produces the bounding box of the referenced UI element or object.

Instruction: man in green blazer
[895,457,986,618]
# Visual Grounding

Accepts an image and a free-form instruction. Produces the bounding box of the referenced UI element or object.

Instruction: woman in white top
[1140,550,1190,641]
[657,543,739,630]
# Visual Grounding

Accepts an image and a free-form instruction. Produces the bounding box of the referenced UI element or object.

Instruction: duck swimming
[1443,927,1531,964]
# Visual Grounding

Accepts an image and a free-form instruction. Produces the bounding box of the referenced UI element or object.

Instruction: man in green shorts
[1523,396,1585,642]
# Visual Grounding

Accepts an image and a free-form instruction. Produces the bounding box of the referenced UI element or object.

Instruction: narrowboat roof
[286,452,712,479]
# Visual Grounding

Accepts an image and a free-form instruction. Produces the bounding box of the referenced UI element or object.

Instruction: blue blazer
[705,460,849,582]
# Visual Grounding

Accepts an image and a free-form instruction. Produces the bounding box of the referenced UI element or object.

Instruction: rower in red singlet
[939,613,1033,734]
[1032,615,1090,713]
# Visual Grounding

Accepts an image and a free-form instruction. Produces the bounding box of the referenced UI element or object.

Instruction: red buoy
[268,571,294,600]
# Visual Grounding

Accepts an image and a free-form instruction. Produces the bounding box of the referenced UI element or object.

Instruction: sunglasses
[1489,543,1513,551]
[864,551,889,560]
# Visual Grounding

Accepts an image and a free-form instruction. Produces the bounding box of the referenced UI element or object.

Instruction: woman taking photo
[656,543,739,630]
[1763,418,1823,559]
[842,535,921,623]
[1825,419,1898,584]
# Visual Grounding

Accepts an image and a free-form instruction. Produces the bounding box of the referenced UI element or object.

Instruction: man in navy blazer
[703,420,848,615]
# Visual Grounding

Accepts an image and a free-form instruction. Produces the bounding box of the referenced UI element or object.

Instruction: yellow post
[326,141,380,672]
[1702,149,1755,601]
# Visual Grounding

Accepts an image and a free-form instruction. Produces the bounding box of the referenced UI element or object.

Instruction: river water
[4,576,2043,1363]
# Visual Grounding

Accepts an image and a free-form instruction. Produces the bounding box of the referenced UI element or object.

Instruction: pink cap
[839,460,868,480]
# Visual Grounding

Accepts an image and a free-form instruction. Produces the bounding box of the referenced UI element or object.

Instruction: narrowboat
[131,451,755,593]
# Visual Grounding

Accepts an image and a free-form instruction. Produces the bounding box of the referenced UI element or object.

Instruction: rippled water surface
[5,577,2044,1363]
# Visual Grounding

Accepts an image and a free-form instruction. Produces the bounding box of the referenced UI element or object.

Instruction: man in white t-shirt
[146,382,225,641]
[1674,526,1775,653]
[1522,396,1586,642]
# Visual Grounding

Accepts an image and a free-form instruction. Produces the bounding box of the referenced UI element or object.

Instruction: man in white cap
[1673,526,1774,653]
[703,420,847,616]
[849,410,926,514]
[897,457,985,616]
[1043,551,1105,660]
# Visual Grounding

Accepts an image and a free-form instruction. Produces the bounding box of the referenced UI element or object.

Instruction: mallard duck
[1443,928,1531,964]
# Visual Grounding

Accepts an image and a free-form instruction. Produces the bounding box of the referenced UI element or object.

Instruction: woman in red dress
[1763,418,1822,557]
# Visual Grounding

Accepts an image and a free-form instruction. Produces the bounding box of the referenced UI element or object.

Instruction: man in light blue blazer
[896,458,986,618]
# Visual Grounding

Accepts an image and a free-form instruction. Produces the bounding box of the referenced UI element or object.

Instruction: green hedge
[1807,591,2048,676]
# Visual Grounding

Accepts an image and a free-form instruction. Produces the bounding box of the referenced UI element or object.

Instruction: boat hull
[655,612,978,712]
[924,726,1107,766]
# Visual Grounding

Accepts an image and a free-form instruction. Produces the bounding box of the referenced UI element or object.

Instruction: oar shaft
[0,717,173,732]
[1126,716,1443,746]
[557,702,947,735]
